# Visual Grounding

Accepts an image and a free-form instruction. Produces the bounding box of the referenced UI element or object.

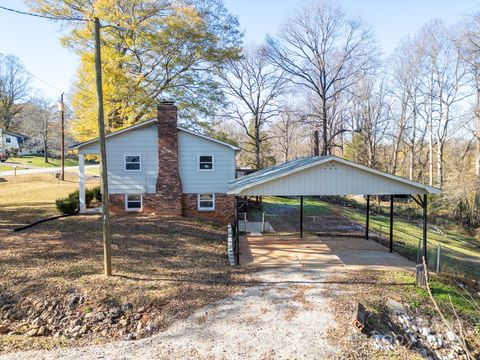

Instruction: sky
[0,0,479,100]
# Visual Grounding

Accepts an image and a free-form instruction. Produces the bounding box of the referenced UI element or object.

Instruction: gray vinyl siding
[236,160,428,196]
[78,125,159,194]
[178,130,235,193]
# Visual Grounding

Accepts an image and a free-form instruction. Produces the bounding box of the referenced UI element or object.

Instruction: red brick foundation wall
[109,193,235,225]
[182,193,235,225]
[109,194,157,214]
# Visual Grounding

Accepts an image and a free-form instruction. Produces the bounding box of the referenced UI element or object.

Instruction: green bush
[56,197,78,214]
[56,187,98,214]
[88,186,101,202]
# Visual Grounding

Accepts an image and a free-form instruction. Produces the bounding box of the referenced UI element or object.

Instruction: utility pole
[94,17,112,276]
[59,93,65,181]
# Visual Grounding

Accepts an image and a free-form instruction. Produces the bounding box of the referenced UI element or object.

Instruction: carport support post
[365,195,370,240]
[389,195,394,253]
[423,194,428,265]
[300,196,304,238]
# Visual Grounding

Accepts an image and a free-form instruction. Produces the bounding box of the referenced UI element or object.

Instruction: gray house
[71,102,239,224]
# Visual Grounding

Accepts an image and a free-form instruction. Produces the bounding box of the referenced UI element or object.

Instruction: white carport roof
[227,156,441,196]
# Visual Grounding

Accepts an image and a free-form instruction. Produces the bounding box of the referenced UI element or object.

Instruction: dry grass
[0,173,98,228]
[0,173,252,353]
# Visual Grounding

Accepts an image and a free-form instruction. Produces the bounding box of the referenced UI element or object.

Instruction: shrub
[56,197,78,214]
[56,187,98,214]
[88,186,101,202]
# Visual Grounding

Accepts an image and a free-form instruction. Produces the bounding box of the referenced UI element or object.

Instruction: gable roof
[2,130,29,139]
[227,155,441,195]
[69,119,240,151]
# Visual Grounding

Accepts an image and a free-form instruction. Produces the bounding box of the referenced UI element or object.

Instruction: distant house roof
[227,155,441,196]
[2,131,29,139]
[69,119,240,151]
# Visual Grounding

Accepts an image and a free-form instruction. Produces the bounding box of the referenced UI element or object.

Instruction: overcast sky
[0,0,479,100]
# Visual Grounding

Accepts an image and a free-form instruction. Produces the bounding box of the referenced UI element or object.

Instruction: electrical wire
[0,5,90,22]
[0,52,65,95]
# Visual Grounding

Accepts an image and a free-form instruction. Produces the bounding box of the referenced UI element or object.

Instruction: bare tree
[271,103,303,162]
[217,45,286,169]
[15,97,58,162]
[266,1,378,155]
[0,54,30,131]
[420,21,470,188]
[390,36,427,180]
[348,72,390,168]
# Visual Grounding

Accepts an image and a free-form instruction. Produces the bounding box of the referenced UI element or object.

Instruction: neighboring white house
[0,129,29,155]
[71,102,240,224]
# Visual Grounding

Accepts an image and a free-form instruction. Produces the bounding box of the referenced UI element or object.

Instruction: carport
[227,155,441,266]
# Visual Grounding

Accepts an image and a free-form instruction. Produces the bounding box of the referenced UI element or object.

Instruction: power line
[0,5,90,22]
[0,52,65,94]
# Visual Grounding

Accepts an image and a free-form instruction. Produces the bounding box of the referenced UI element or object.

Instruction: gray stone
[122,303,133,312]
[0,325,10,334]
[421,327,432,336]
[68,296,80,309]
[386,298,407,314]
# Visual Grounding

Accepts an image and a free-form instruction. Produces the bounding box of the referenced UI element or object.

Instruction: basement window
[125,194,142,211]
[198,154,214,171]
[198,193,215,211]
[124,154,141,171]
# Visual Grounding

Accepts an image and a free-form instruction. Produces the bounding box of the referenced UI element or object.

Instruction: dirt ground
[0,213,252,353]
[1,267,340,360]
[1,266,443,360]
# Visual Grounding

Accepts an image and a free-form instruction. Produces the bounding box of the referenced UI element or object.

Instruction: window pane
[126,155,140,163]
[126,163,141,170]
[200,201,213,208]
[199,163,213,170]
[199,194,213,201]
[127,195,141,201]
[199,156,212,163]
[128,201,141,209]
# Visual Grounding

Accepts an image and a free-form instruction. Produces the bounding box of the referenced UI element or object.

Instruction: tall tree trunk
[473,74,480,225]
[409,145,414,180]
[429,131,434,186]
[322,97,328,155]
[255,120,261,169]
[437,140,444,188]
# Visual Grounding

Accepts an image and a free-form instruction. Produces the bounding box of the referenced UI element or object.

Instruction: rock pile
[370,299,475,359]
[0,289,159,343]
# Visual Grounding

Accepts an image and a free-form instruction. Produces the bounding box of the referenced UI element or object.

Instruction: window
[197,193,215,211]
[198,154,214,171]
[125,194,142,211]
[5,137,11,143]
[124,154,141,171]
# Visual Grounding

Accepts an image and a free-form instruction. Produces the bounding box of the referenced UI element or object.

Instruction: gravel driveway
[0,268,339,360]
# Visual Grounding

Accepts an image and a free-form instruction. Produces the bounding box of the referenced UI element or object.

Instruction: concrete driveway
[240,235,414,270]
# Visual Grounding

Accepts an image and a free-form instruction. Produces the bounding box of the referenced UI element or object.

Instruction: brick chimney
[155,102,183,216]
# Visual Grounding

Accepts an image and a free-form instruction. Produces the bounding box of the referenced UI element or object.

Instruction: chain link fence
[358,221,480,282]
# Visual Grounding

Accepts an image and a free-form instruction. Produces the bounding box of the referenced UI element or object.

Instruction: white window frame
[5,137,11,143]
[124,154,142,172]
[197,153,215,172]
[125,194,143,211]
[197,193,215,211]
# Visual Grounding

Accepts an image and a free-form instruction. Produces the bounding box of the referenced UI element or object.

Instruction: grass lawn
[260,196,332,216]
[7,155,78,168]
[0,173,97,227]
[0,173,250,353]
[342,208,480,256]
